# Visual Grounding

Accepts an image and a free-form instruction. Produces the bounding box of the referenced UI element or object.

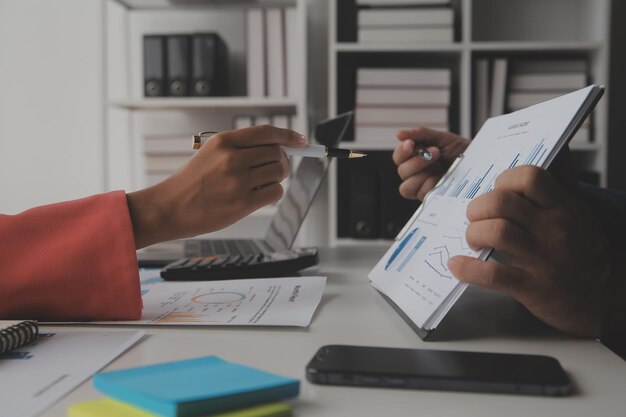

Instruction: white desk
[42,247,626,417]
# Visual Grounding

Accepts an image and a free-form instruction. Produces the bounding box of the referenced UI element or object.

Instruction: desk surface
[43,247,626,417]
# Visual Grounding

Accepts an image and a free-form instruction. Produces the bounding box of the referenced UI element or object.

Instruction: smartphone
[306,345,572,396]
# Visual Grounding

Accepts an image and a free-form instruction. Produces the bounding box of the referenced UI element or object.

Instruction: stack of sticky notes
[68,356,299,417]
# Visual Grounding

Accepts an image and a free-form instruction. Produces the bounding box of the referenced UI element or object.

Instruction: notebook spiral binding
[0,321,39,354]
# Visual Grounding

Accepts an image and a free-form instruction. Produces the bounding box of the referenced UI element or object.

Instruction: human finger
[494,166,568,209]
[466,189,539,231]
[396,144,442,180]
[392,138,441,166]
[465,219,539,263]
[399,172,441,201]
[213,125,307,149]
[448,255,526,296]
[247,160,290,190]
[239,145,286,168]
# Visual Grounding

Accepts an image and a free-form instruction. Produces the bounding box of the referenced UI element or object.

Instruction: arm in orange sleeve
[0,191,142,321]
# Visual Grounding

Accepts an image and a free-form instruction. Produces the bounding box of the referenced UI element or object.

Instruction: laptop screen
[264,111,353,250]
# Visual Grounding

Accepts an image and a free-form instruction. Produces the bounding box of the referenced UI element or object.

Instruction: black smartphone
[306,345,572,396]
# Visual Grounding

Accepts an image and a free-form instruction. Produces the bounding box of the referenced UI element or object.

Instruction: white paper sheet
[0,330,144,417]
[94,272,327,327]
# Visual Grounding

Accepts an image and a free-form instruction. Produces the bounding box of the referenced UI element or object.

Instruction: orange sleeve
[0,191,142,321]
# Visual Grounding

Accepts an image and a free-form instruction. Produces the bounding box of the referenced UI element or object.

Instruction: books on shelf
[356,0,451,6]
[357,8,454,26]
[473,57,591,144]
[0,320,38,354]
[358,27,453,43]
[358,68,450,87]
[356,4,454,44]
[489,58,508,117]
[355,107,448,124]
[93,355,300,417]
[246,7,298,99]
[354,67,451,143]
[356,88,450,106]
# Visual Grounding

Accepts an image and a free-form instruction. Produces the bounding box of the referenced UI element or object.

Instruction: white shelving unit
[327,0,612,247]
[106,0,309,238]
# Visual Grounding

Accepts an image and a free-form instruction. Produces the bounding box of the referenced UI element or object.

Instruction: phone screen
[306,345,572,396]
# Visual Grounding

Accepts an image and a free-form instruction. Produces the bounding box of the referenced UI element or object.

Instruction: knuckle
[210,133,228,148]
[490,219,511,243]
[398,181,415,200]
[482,266,501,288]
[256,124,273,136]
[521,165,546,187]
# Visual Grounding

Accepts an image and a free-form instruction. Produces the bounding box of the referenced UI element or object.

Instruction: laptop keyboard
[197,239,267,256]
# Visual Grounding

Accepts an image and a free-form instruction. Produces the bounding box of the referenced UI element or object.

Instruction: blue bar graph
[464,164,494,199]
[397,236,428,272]
[508,153,520,169]
[524,138,546,165]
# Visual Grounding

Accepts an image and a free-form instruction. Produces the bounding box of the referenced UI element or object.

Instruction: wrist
[126,186,172,249]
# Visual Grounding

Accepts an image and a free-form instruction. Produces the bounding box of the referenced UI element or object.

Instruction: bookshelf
[106,0,309,238]
[328,0,612,246]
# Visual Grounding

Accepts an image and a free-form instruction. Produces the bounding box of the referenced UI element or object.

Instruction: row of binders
[337,151,420,240]
[142,113,299,187]
[474,58,592,144]
[354,67,451,143]
[68,355,298,417]
[144,33,228,97]
[356,0,455,43]
[246,7,300,98]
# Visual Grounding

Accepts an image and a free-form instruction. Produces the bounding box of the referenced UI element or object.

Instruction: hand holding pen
[392,127,471,201]
[194,131,366,159]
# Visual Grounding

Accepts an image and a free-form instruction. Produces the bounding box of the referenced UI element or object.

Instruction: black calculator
[160,247,319,281]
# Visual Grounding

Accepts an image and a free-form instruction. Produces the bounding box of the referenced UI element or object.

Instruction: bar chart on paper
[435,136,549,200]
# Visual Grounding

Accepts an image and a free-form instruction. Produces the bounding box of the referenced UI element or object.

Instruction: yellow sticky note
[68,398,292,417]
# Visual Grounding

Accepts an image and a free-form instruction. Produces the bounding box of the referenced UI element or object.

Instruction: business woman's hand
[127,125,307,249]
[392,128,470,201]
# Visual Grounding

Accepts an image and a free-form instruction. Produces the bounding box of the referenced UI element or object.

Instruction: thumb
[220,125,308,149]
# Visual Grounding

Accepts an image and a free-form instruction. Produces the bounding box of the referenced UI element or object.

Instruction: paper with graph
[369,85,603,334]
[96,272,326,327]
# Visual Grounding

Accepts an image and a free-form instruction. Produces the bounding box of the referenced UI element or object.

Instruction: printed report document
[369,85,604,337]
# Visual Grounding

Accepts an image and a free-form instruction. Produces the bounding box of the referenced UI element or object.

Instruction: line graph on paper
[150,286,255,324]
[423,234,471,279]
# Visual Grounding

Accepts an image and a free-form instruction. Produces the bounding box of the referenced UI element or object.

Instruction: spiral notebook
[0,320,38,354]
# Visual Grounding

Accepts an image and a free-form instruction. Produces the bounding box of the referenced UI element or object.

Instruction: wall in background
[0,0,106,214]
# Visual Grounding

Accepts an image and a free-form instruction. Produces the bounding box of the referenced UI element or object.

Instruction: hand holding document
[369,85,604,338]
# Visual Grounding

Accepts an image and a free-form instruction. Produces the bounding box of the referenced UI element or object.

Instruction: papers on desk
[0,330,143,417]
[97,273,326,327]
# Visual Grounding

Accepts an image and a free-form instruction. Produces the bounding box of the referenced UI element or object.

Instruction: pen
[412,141,433,161]
[193,131,367,159]
[385,227,417,270]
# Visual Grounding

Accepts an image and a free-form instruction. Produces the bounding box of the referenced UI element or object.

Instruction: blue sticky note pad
[93,356,299,417]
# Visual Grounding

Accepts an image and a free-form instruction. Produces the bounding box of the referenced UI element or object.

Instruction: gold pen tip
[349,151,367,158]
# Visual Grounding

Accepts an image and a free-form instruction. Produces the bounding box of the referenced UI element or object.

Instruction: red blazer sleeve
[0,191,142,321]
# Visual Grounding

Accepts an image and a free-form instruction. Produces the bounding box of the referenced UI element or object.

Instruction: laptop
[137,111,353,266]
